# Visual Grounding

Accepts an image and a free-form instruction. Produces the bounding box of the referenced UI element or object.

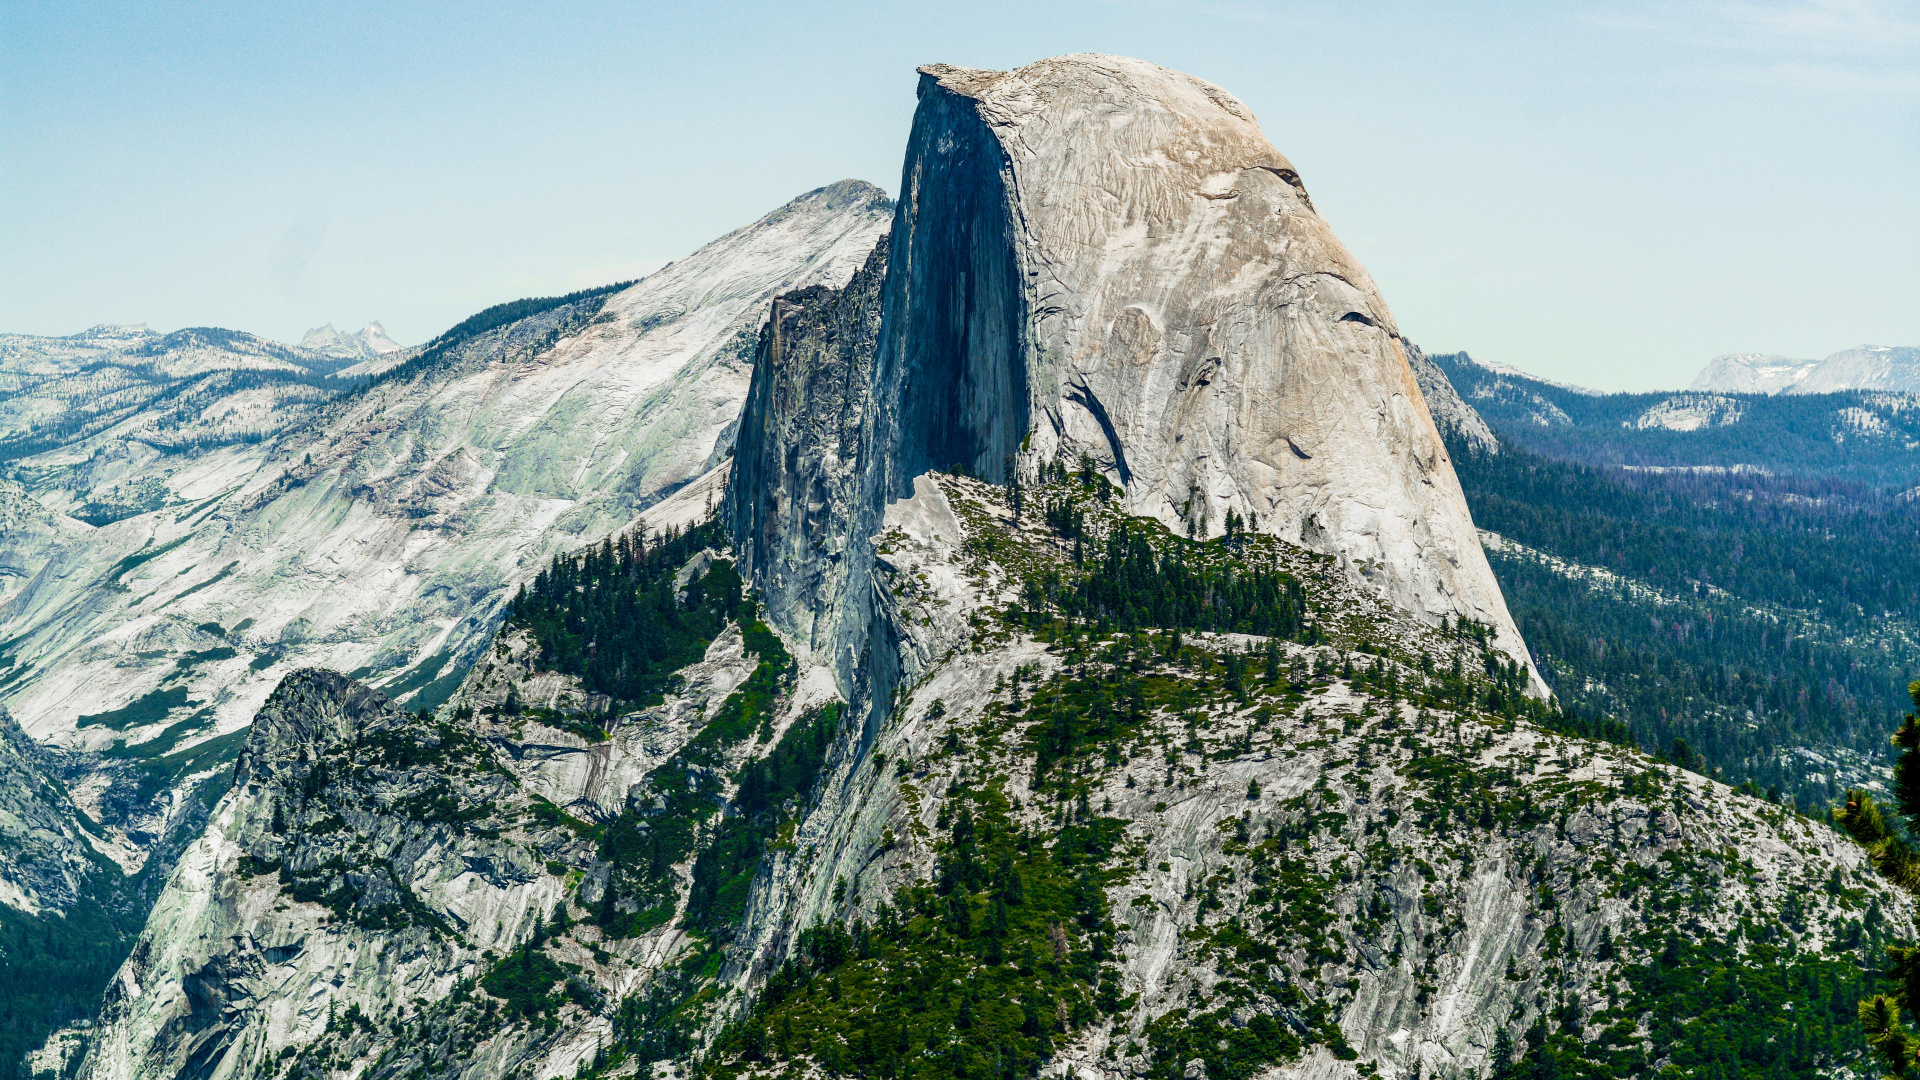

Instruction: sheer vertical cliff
[724,242,888,670]
[731,56,1530,687]
[882,56,1526,665]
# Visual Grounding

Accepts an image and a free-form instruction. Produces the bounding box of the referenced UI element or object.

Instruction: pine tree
[1491,1024,1516,1080]
[1836,678,1920,1074]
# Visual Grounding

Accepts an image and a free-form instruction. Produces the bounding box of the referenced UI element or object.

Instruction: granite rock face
[725,241,889,669]
[729,56,1534,709]
[0,181,891,767]
[0,710,108,913]
[871,55,1529,669]
[71,54,1889,1080]
[722,473,1909,1080]
[81,671,583,1080]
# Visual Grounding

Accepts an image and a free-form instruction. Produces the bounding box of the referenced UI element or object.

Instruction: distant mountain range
[1691,344,1920,394]
[1433,350,1920,487]
[0,323,407,528]
[1,53,1913,1080]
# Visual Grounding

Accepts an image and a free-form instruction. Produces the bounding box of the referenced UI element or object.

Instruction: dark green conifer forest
[1451,436,1920,807]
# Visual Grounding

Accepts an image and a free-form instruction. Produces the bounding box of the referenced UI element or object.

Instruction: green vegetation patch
[1501,932,1882,1078]
[592,608,798,939]
[0,895,141,1078]
[684,703,841,936]
[103,534,191,587]
[510,519,745,710]
[705,781,1133,1080]
[481,944,569,1019]
[76,686,192,730]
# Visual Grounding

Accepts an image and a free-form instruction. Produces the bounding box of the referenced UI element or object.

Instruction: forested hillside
[1434,352,1920,488]
[1447,412,1920,809]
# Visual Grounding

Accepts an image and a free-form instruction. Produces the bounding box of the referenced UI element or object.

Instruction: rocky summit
[2,53,1903,1080]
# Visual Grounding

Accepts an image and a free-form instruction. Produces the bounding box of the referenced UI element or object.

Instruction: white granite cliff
[867,55,1531,676]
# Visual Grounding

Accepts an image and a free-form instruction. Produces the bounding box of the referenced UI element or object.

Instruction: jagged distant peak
[357,321,401,354]
[299,320,404,361]
[298,322,339,346]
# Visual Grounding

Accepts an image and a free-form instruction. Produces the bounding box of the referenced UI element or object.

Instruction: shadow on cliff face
[874,73,1029,491]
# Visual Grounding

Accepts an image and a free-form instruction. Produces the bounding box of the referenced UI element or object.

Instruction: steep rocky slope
[711,474,1900,1080]
[77,475,1905,1080]
[725,241,888,668]
[61,54,1910,1080]
[0,181,890,758]
[1401,341,1495,457]
[0,710,116,912]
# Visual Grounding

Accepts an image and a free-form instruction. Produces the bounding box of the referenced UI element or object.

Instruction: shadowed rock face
[725,243,888,663]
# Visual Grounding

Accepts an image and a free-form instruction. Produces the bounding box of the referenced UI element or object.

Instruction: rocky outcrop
[0,709,111,913]
[1402,340,1497,456]
[80,569,849,1080]
[81,671,579,1080]
[719,472,1911,1080]
[725,242,889,665]
[0,181,892,767]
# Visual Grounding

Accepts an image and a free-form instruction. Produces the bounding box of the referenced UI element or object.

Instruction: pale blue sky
[3,1,1915,390]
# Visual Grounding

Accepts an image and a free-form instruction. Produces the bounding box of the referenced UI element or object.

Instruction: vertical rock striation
[724,243,888,670]
[731,56,1533,687]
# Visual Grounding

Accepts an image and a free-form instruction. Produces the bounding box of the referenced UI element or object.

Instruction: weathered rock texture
[723,473,1910,1080]
[725,242,889,665]
[0,710,110,913]
[730,57,1536,719]
[2,181,890,765]
[69,54,1894,1080]
[871,55,1529,668]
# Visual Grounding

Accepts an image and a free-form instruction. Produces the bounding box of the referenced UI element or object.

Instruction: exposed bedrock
[890,55,1529,673]
[730,54,1534,685]
[725,243,887,674]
